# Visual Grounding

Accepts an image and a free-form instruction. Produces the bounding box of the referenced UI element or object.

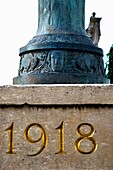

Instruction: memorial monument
[13,0,108,84]
[0,1,113,169]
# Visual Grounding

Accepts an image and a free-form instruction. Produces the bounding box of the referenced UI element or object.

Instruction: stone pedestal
[0,85,113,169]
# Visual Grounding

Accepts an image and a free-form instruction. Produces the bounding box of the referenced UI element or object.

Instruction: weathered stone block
[0,85,113,170]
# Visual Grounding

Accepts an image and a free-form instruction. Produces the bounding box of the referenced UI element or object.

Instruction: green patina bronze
[13,0,109,84]
[37,0,85,34]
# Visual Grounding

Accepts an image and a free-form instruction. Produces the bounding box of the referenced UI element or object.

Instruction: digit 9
[24,123,47,156]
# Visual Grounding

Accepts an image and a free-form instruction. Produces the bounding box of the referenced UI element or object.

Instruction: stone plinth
[0,85,113,170]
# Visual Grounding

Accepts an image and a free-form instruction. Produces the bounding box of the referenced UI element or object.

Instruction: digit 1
[5,122,15,154]
[55,121,66,154]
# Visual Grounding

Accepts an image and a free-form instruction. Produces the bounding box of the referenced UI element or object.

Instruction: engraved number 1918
[5,122,98,156]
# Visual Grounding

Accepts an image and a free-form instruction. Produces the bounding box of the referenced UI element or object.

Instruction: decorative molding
[19,50,105,76]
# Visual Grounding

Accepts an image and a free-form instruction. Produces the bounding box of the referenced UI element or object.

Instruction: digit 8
[74,123,98,154]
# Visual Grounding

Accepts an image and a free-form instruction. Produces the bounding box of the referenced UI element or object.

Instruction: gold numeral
[5,121,98,156]
[5,122,15,154]
[56,121,66,154]
[24,123,47,156]
[74,123,98,154]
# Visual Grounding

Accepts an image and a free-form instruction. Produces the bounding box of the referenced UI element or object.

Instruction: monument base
[13,73,109,84]
[0,85,113,170]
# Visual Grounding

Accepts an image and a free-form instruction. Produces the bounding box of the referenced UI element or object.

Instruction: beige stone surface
[0,84,113,105]
[0,85,113,170]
